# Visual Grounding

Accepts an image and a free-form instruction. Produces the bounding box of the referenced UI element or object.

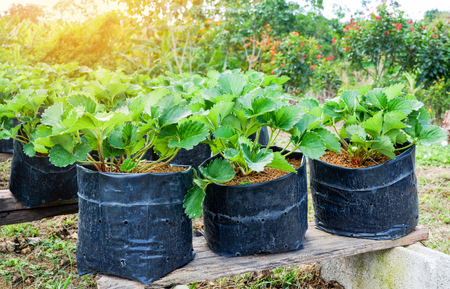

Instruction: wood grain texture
[97,225,428,288]
[0,203,79,226]
[0,190,79,226]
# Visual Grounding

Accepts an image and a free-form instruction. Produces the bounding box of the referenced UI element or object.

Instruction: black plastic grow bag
[202,147,308,257]
[249,126,270,146]
[9,140,78,208]
[76,164,195,284]
[309,144,418,240]
[0,118,19,153]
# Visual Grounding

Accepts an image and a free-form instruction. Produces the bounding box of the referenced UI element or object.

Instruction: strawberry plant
[183,70,338,219]
[34,92,209,173]
[0,88,52,156]
[323,84,448,166]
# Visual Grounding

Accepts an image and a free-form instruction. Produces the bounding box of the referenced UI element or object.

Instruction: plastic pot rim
[200,149,306,189]
[76,163,192,176]
[308,143,415,171]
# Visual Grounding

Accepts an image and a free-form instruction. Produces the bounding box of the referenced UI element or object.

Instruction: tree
[4,3,45,23]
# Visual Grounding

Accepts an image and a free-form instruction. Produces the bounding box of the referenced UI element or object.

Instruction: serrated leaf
[168,121,209,150]
[382,113,407,135]
[356,84,371,96]
[217,73,246,96]
[199,158,236,183]
[74,138,91,161]
[183,185,206,219]
[49,145,76,167]
[365,89,387,109]
[371,136,396,159]
[340,90,360,109]
[387,98,413,117]
[213,125,235,139]
[244,97,277,118]
[384,83,404,100]
[41,103,63,126]
[345,124,366,139]
[297,98,319,110]
[294,113,320,134]
[158,105,191,128]
[120,158,136,172]
[316,128,341,152]
[416,125,448,145]
[266,152,296,173]
[242,145,274,172]
[23,142,36,157]
[207,101,234,129]
[272,105,303,130]
[68,94,97,114]
[295,132,326,160]
[362,111,383,138]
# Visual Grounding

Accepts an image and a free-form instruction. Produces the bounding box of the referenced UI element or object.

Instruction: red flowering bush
[340,2,409,85]
[264,32,323,92]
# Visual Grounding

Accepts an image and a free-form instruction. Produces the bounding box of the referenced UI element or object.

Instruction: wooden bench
[0,190,78,226]
[0,153,430,288]
[96,225,428,289]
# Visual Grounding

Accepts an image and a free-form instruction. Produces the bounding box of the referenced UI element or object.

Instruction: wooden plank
[0,203,79,226]
[0,153,13,161]
[0,190,78,212]
[96,226,429,288]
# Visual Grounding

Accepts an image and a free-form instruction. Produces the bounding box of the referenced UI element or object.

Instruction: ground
[0,141,449,288]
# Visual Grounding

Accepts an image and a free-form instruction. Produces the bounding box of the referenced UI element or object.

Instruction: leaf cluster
[323,84,448,166]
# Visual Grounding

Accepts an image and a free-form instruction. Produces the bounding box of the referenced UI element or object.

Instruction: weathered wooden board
[96,225,429,288]
[0,190,78,226]
[0,153,13,161]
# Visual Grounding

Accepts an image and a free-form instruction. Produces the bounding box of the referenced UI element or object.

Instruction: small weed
[239,181,252,185]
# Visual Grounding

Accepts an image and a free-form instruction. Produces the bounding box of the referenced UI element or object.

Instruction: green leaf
[365,89,387,109]
[416,125,448,145]
[168,121,209,150]
[120,158,136,172]
[272,105,303,130]
[295,132,326,160]
[242,145,273,172]
[371,136,396,159]
[362,111,383,138]
[23,142,36,157]
[217,73,246,96]
[266,152,296,173]
[382,113,407,135]
[199,158,236,183]
[68,94,97,114]
[183,185,206,219]
[345,124,366,140]
[158,105,191,128]
[206,101,234,129]
[297,98,319,110]
[340,90,360,109]
[49,145,76,167]
[356,84,371,96]
[213,125,235,139]
[384,84,404,100]
[387,98,413,117]
[294,113,320,134]
[74,138,91,161]
[316,128,341,153]
[41,103,63,126]
[244,97,277,118]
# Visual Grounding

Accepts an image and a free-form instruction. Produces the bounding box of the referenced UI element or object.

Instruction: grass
[0,215,96,289]
[415,142,450,255]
